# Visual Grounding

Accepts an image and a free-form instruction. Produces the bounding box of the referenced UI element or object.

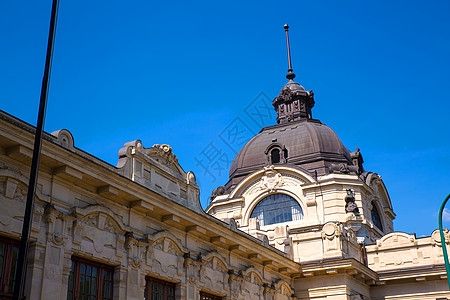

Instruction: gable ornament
[253,166,284,193]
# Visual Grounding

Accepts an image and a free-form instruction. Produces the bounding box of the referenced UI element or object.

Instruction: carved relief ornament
[250,166,284,194]
[152,144,178,166]
[321,222,342,240]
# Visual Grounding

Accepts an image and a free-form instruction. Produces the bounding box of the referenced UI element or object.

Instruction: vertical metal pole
[438,193,450,290]
[283,24,295,80]
[13,0,60,298]
[284,24,292,72]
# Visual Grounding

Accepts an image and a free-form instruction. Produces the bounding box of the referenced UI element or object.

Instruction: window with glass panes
[0,236,19,300]
[250,194,303,226]
[67,256,113,300]
[145,277,175,300]
[200,291,222,300]
[371,201,384,231]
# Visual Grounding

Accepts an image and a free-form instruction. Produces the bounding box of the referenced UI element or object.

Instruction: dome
[281,79,306,93]
[220,25,357,193]
[226,118,352,191]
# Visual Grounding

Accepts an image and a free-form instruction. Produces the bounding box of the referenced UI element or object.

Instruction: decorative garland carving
[152,144,178,166]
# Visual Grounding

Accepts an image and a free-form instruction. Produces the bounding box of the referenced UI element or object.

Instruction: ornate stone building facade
[0,52,449,300]
[0,111,297,300]
[206,67,450,299]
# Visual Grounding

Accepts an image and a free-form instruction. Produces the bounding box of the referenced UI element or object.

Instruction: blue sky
[1,0,449,237]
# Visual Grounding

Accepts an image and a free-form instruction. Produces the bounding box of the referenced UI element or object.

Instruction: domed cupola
[208,26,395,264]
[273,78,315,124]
[224,24,356,193]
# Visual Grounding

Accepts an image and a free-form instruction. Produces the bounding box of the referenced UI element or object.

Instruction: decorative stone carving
[13,185,27,203]
[5,178,18,199]
[84,215,98,227]
[259,235,270,247]
[322,222,342,240]
[248,217,260,230]
[224,218,238,231]
[376,232,416,248]
[345,189,359,215]
[51,129,75,150]
[210,186,226,200]
[228,269,244,299]
[184,252,202,285]
[350,147,364,174]
[152,144,178,166]
[241,269,265,299]
[0,181,28,227]
[329,163,358,174]
[104,219,117,234]
[187,171,196,184]
[263,282,275,299]
[76,211,123,255]
[246,168,304,197]
[199,255,229,294]
[151,236,184,277]
[274,280,294,298]
[125,232,150,270]
[260,166,284,192]
[431,229,450,246]
[322,222,344,253]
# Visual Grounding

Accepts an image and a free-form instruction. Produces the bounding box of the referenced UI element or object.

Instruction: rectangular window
[67,256,113,300]
[145,277,175,300]
[0,236,20,299]
[200,291,223,300]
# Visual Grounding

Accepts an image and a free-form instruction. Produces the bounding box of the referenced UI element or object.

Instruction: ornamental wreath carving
[253,166,284,193]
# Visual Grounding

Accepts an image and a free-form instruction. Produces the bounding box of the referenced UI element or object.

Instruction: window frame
[371,201,384,232]
[67,256,114,300]
[145,276,175,300]
[250,193,303,226]
[270,148,281,164]
[0,236,20,299]
[264,143,287,165]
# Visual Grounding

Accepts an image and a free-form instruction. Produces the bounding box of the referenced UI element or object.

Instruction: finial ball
[284,24,289,30]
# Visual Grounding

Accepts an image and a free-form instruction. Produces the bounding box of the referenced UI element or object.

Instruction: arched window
[250,194,303,226]
[265,143,287,165]
[271,149,280,164]
[371,201,383,231]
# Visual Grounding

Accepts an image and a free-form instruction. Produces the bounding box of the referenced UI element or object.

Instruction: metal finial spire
[284,24,296,80]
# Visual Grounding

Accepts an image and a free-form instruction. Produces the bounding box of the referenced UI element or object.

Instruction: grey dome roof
[281,79,306,93]
[226,118,352,191]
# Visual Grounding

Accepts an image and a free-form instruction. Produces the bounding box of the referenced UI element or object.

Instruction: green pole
[438,193,450,290]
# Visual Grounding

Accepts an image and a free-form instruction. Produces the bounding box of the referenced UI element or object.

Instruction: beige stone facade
[207,163,450,299]
[0,107,449,300]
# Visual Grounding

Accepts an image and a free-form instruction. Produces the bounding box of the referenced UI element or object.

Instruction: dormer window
[371,201,384,231]
[265,143,287,165]
[271,149,280,164]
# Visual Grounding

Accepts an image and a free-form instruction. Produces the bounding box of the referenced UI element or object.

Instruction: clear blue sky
[1,0,449,237]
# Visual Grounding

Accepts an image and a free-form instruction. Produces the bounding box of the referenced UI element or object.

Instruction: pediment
[377,232,417,248]
[144,144,184,174]
[117,140,186,176]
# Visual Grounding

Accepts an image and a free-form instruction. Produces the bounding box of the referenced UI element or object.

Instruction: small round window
[250,194,303,226]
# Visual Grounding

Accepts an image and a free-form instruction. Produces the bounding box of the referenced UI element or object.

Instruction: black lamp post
[13,0,60,298]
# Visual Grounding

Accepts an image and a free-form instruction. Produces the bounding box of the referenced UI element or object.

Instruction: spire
[272,24,315,124]
[284,24,296,80]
